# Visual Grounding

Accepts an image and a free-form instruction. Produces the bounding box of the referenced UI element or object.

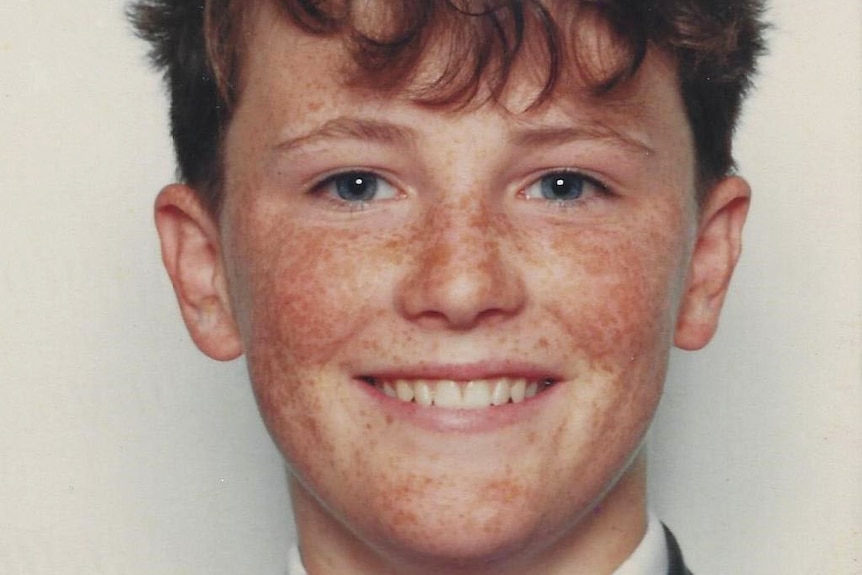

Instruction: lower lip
[353,379,559,433]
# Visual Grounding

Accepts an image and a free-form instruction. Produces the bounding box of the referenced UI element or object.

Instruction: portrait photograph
[1,1,859,573]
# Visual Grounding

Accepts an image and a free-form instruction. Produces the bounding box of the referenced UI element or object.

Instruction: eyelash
[520,170,611,208]
[311,170,400,211]
[310,168,612,211]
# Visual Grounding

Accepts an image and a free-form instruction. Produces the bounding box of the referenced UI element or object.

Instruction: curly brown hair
[130,0,768,213]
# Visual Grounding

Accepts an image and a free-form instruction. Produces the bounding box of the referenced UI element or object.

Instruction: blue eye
[542,173,583,200]
[317,171,398,203]
[524,171,606,203]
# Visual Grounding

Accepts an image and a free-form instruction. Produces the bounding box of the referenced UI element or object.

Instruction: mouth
[361,377,557,409]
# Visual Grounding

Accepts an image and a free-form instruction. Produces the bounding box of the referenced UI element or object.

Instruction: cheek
[530,207,691,379]
[222,205,417,468]
[228,216,392,366]
[513,210,691,497]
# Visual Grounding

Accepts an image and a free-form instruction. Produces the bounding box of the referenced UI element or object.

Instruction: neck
[289,453,649,575]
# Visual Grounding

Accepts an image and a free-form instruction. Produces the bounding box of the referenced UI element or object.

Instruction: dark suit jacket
[663,525,693,575]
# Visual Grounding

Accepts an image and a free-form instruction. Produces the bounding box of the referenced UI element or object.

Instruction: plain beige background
[1,1,859,573]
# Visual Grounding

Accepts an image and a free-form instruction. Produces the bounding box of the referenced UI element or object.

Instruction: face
[157,2,749,571]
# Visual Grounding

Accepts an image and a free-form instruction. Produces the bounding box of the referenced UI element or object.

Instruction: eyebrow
[276,117,417,153]
[510,125,656,157]
[276,116,655,158]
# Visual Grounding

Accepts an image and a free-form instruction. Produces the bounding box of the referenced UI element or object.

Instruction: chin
[359,504,549,568]
[290,442,638,572]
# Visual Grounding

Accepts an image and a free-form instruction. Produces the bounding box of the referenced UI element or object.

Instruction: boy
[130,1,766,573]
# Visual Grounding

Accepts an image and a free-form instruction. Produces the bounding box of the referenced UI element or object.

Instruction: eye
[316,171,399,203]
[522,171,607,202]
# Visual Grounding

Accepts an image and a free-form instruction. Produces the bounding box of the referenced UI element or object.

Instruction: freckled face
[219,4,697,568]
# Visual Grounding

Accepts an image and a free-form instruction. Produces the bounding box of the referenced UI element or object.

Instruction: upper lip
[357,360,563,383]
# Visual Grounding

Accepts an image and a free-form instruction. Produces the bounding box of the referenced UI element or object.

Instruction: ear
[155,184,243,361]
[674,176,751,350]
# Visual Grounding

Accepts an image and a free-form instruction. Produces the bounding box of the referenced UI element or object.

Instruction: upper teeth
[369,378,552,409]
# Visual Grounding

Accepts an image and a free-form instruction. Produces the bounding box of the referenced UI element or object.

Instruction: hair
[130,0,768,213]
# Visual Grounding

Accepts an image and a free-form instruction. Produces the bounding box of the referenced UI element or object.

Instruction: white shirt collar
[287,512,668,575]
[287,544,306,575]
[612,512,669,575]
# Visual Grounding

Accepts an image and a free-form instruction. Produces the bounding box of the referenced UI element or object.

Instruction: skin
[155,3,750,573]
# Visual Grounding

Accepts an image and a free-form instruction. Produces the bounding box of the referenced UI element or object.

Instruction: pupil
[542,173,583,200]
[336,172,377,201]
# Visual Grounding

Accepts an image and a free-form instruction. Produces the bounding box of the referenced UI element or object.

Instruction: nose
[396,200,526,330]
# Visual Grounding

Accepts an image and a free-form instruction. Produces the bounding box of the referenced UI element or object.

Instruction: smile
[362,377,556,409]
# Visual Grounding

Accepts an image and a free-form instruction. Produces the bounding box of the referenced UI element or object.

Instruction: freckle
[385,414,393,425]
[484,518,504,536]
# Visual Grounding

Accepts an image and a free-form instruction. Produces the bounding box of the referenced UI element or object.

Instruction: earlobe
[674,176,751,351]
[155,184,243,361]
